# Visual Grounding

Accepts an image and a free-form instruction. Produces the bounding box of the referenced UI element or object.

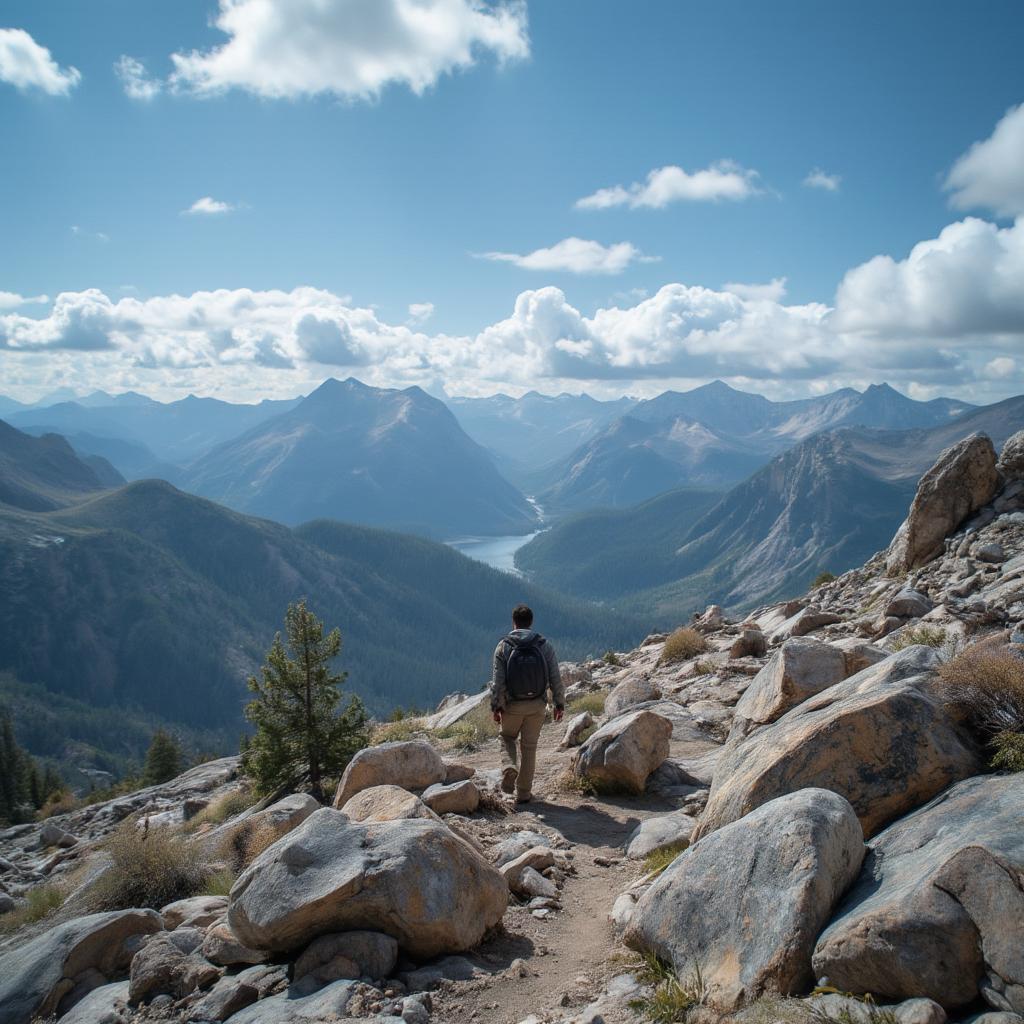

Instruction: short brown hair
[512,604,533,628]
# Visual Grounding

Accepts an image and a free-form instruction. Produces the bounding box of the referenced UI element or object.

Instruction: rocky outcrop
[887,434,1000,573]
[604,676,661,718]
[332,741,446,808]
[695,647,980,841]
[0,909,162,1024]
[339,785,440,823]
[572,710,672,794]
[227,809,507,958]
[625,789,865,1010]
[813,773,1024,1011]
[161,895,228,931]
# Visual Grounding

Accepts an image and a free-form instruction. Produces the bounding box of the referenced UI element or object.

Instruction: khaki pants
[500,698,547,797]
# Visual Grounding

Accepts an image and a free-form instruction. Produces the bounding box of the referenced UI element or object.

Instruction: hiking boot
[501,766,519,794]
[516,792,532,804]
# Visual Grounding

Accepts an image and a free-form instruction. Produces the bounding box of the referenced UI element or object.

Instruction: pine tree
[143,729,183,786]
[42,764,63,803]
[243,600,369,801]
[0,712,34,824]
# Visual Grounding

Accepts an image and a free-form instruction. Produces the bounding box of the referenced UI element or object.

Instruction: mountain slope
[0,419,124,511]
[185,377,539,537]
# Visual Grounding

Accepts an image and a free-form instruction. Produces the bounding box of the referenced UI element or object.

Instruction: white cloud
[945,102,1024,218]
[0,28,80,95]
[407,301,435,324]
[575,161,761,210]
[477,237,656,275]
[723,278,788,302]
[115,55,161,100]
[0,292,49,310]
[803,167,841,192]
[984,356,1017,379]
[168,0,528,101]
[184,197,235,216]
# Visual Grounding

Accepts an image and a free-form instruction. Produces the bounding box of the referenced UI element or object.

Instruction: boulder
[59,981,130,1024]
[624,809,696,861]
[340,785,440,823]
[188,968,264,1022]
[228,809,508,958]
[730,637,847,739]
[443,760,475,784]
[128,927,219,1004]
[813,773,1024,1011]
[332,741,446,808]
[202,919,269,966]
[293,931,398,985]
[421,780,480,815]
[887,434,1001,573]
[224,980,355,1024]
[0,909,162,1024]
[0,894,14,915]
[161,894,228,931]
[40,821,78,849]
[998,430,1024,481]
[887,589,934,619]
[572,710,672,794]
[492,831,553,866]
[787,607,842,637]
[806,995,947,1024]
[559,711,595,749]
[625,789,865,1011]
[516,867,558,900]
[831,638,890,675]
[729,627,767,659]
[694,646,980,841]
[500,846,557,892]
[604,676,661,719]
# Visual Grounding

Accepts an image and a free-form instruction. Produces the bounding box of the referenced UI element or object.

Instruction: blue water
[448,531,539,574]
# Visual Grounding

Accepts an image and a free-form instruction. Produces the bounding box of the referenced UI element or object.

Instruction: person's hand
[492,710,502,724]
[553,707,564,723]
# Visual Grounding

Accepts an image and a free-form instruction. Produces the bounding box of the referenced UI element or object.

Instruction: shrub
[630,955,705,1024]
[87,819,213,912]
[200,868,237,897]
[184,787,258,832]
[659,628,708,666]
[991,730,1024,773]
[567,691,607,717]
[36,789,81,820]
[433,702,498,751]
[812,572,837,588]
[938,646,1024,738]
[372,718,423,745]
[602,650,623,667]
[692,659,715,676]
[889,625,949,651]
[643,840,689,878]
[220,818,282,872]
[0,882,66,934]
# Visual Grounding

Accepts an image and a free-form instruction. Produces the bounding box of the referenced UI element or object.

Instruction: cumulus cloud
[477,237,656,275]
[407,301,435,324]
[945,102,1024,218]
[803,167,841,192]
[115,55,161,100]
[0,292,49,310]
[184,197,234,215]
[575,161,761,210]
[722,278,788,302]
[0,28,80,95]
[168,0,528,101]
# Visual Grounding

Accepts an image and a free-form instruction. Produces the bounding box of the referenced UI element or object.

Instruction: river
[447,498,545,574]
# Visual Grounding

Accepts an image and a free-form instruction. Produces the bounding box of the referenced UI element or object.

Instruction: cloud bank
[945,102,1024,218]
[0,28,80,95]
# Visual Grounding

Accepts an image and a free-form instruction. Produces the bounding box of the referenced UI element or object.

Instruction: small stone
[593,856,619,867]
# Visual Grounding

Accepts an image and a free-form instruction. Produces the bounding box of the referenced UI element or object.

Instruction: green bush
[0,882,66,934]
[889,625,948,651]
[643,840,689,877]
[659,628,708,666]
[630,955,705,1024]
[602,650,623,667]
[812,572,837,588]
[991,730,1024,773]
[184,787,258,832]
[567,691,607,716]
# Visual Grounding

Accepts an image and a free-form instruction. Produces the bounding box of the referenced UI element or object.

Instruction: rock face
[730,638,847,738]
[604,676,661,719]
[0,909,162,1024]
[228,809,507,958]
[340,785,440,823]
[813,773,1024,1011]
[332,741,446,808]
[887,434,1000,573]
[625,789,865,1011]
[694,647,980,841]
[573,710,673,794]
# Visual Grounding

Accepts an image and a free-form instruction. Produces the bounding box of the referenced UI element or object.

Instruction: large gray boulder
[572,710,672,794]
[813,773,1024,1011]
[625,809,697,861]
[730,638,847,739]
[604,676,661,719]
[224,979,356,1024]
[128,927,219,1004]
[332,741,446,808]
[228,809,507,958]
[998,431,1024,481]
[625,789,864,1011]
[340,784,440,823]
[58,981,130,1024]
[694,647,980,842]
[887,434,1000,573]
[293,931,398,986]
[0,909,162,1024]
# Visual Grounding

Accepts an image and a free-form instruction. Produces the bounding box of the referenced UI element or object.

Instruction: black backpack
[504,634,548,701]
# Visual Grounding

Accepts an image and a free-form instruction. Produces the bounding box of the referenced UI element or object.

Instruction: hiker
[490,603,565,803]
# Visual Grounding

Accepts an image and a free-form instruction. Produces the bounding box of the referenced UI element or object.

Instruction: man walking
[490,604,565,803]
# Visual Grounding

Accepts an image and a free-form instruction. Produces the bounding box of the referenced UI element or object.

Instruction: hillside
[0,419,124,511]
[0,471,643,770]
[184,377,539,537]
[539,381,974,513]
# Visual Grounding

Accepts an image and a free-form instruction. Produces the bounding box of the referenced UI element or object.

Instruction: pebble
[593,856,620,867]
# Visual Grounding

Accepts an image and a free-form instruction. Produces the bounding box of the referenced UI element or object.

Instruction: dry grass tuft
[567,691,607,717]
[659,628,708,666]
[643,840,689,878]
[184,787,258,832]
[889,625,949,651]
[938,646,1024,736]
[0,882,66,934]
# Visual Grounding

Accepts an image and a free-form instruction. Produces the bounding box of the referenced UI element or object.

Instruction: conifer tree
[243,600,369,801]
[143,729,183,786]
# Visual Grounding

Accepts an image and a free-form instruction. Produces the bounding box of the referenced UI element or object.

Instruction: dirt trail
[432,718,675,1024]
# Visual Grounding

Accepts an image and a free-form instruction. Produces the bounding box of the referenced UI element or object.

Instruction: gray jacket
[490,628,565,712]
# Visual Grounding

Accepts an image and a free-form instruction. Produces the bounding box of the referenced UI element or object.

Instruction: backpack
[504,634,548,701]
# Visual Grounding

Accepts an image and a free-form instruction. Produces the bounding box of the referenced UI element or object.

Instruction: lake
[447,531,539,574]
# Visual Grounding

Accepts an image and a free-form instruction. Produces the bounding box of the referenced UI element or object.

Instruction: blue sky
[1,0,1023,403]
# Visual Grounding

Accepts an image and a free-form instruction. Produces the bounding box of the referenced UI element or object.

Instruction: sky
[1,0,1023,404]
